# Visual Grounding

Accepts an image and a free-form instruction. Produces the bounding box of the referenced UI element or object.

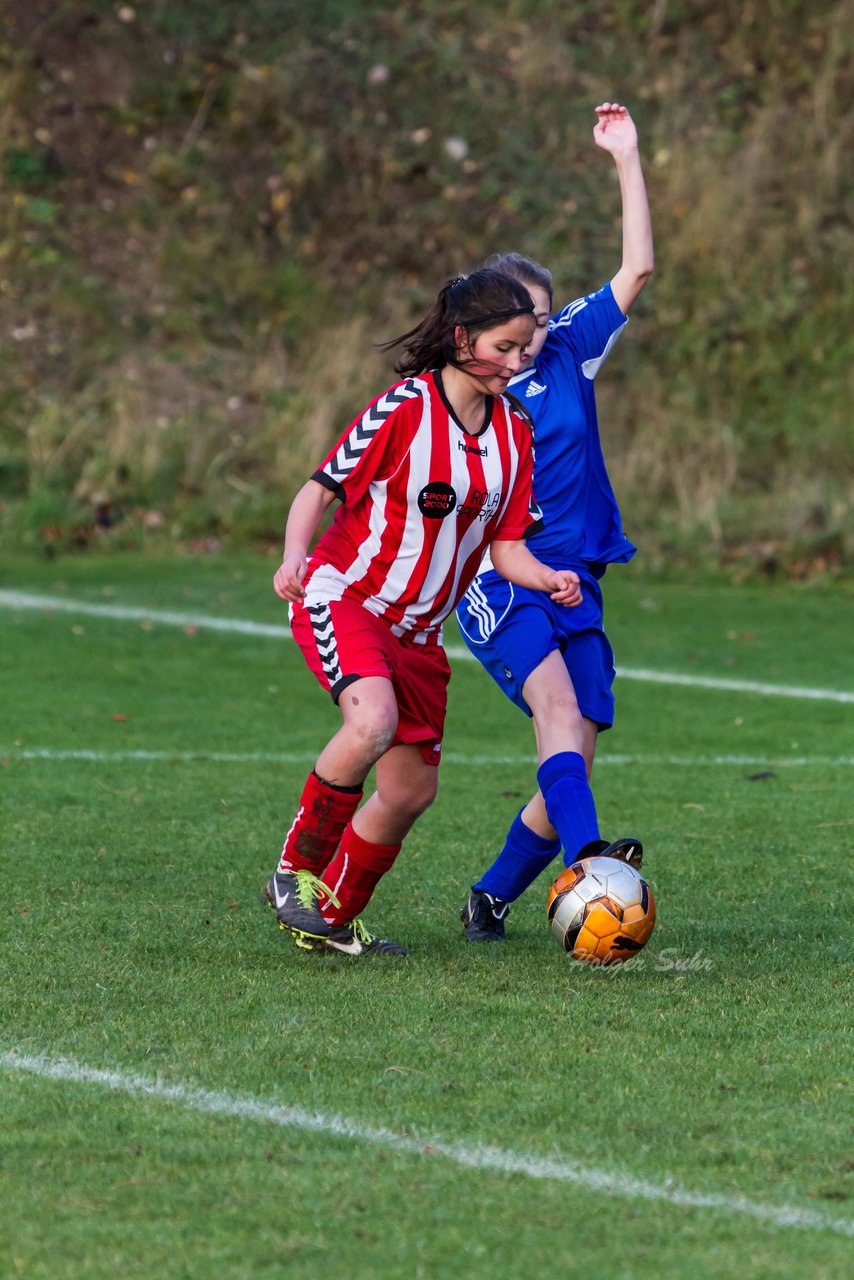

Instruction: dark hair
[382,269,535,378]
[480,252,553,306]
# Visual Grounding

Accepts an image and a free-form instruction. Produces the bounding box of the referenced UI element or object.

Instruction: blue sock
[536,751,600,867]
[475,809,561,902]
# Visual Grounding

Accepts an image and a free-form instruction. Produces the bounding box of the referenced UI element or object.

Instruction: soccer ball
[546,855,656,964]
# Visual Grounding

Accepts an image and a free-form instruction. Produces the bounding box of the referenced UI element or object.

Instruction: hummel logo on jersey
[525,381,547,398]
[458,439,487,457]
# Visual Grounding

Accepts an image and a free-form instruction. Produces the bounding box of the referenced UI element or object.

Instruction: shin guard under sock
[536,751,600,868]
[475,808,561,902]
[319,823,401,925]
[278,771,363,875]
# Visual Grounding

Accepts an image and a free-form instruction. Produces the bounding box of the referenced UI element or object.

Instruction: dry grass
[1,0,851,571]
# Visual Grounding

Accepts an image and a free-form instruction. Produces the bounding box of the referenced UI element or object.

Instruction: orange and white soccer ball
[546,855,656,964]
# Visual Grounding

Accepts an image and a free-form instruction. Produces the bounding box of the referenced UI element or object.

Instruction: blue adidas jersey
[508,281,636,573]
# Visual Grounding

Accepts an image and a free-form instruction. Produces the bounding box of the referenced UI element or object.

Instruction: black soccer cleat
[460,889,510,942]
[577,837,644,871]
[321,917,409,957]
[264,870,331,948]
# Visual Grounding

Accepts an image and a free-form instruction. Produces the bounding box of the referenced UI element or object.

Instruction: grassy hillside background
[1,0,852,577]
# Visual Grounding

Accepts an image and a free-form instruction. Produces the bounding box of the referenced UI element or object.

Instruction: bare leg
[353,743,439,844]
[522,715,599,837]
[273,676,400,878]
[519,651,600,836]
[318,743,438,938]
[314,676,399,785]
[524,649,585,760]
[462,655,609,933]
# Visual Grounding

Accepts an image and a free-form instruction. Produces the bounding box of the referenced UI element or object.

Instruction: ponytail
[381,269,534,377]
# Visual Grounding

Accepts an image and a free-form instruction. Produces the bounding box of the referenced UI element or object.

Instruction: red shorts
[290,597,451,766]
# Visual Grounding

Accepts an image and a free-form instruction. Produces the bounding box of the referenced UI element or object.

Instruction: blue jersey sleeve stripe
[580,320,628,381]
[549,297,588,331]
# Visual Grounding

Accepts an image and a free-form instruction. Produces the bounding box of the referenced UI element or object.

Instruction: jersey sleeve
[312,378,423,505]
[548,281,628,380]
[490,410,544,541]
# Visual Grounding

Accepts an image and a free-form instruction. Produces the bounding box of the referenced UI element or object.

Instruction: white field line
[0,589,289,638]
[2,1050,852,1239]
[2,589,853,706]
[3,747,854,768]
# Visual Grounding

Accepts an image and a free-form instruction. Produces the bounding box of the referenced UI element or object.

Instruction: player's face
[520,285,551,365]
[459,314,536,395]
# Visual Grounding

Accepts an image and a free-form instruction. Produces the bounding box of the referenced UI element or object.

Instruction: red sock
[319,823,402,925]
[278,772,363,875]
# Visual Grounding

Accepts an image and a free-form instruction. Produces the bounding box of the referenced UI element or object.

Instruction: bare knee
[531,688,582,732]
[339,682,398,764]
[403,770,439,821]
[524,662,585,760]
[377,769,438,829]
[348,713,397,763]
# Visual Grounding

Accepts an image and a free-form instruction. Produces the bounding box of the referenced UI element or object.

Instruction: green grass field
[1,553,852,1279]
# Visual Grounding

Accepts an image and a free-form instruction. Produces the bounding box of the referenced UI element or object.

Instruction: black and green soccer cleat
[264,869,331,948]
[322,917,409,957]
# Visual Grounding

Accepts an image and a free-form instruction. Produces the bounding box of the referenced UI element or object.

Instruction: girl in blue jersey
[455,102,654,941]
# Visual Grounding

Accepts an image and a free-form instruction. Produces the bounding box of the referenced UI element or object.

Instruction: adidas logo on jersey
[525,381,547,398]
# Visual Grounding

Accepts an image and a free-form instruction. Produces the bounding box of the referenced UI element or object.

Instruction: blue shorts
[455,569,616,730]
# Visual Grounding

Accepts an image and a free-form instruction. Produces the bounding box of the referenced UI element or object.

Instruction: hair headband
[456,305,535,327]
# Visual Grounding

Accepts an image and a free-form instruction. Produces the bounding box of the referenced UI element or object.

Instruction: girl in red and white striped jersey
[264,268,583,956]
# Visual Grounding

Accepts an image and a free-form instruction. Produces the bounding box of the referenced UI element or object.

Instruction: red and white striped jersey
[304,371,542,644]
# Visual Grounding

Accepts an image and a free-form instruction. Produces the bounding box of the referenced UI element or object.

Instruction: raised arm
[273,478,337,602]
[593,102,654,316]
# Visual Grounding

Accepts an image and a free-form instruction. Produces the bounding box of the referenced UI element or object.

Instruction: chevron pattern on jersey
[327,379,419,483]
[307,602,343,688]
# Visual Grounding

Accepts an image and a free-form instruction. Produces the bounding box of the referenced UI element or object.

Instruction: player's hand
[593,102,638,158]
[547,570,582,608]
[274,552,308,602]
